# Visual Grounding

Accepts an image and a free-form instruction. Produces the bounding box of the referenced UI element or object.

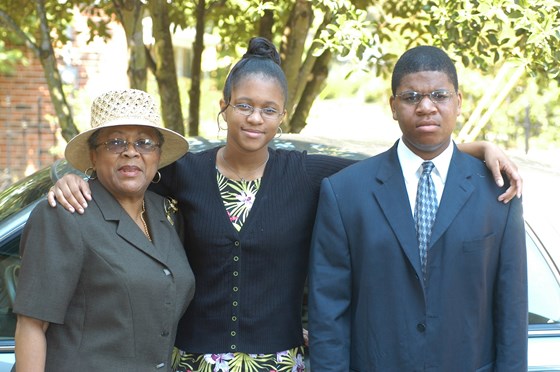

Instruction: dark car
[0,135,559,371]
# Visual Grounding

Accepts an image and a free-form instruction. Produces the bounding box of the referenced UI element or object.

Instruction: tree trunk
[290,49,332,133]
[288,8,334,130]
[147,0,184,135]
[188,0,205,136]
[279,0,313,132]
[113,0,147,91]
[35,0,78,141]
[258,0,274,40]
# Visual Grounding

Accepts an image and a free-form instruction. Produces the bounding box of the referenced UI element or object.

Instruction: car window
[0,167,51,222]
[0,160,85,222]
[527,227,560,325]
[0,237,19,340]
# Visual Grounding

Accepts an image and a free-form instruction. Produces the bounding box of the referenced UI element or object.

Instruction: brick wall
[0,14,128,192]
[0,46,62,190]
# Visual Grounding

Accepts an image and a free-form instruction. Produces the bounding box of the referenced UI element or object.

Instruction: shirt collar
[397,138,454,183]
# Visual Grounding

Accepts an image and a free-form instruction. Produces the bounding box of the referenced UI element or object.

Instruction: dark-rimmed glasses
[228,103,284,121]
[95,138,161,154]
[395,90,455,105]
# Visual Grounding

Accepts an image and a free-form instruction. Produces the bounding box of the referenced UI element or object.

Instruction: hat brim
[64,122,189,172]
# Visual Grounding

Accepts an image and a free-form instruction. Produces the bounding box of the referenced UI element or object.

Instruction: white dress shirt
[397,138,454,216]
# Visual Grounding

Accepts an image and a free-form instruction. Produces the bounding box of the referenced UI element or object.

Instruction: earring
[84,167,97,180]
[152,171,161,184]
[275,126,283,139]
[216,111,228,132]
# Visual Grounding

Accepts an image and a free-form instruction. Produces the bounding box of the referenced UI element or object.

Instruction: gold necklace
[140,199,152,242]
[220,148,270,182]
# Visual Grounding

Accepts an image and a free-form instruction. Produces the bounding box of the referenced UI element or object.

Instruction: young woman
[49,38,522,371]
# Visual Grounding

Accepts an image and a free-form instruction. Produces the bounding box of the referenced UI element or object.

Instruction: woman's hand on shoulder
[47,174,92,214]
[480,141,523,203]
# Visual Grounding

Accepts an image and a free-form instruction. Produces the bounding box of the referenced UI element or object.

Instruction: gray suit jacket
[309,143,527,371]
[15,180,195,371]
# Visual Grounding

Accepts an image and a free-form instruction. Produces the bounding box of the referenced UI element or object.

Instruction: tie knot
[422,161,435,175]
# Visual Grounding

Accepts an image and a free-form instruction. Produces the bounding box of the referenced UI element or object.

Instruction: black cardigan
[155,146,352,354]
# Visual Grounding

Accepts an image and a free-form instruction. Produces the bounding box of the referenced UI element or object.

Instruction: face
[220,75,285,154]
[90,125,161,202]
[389,71,462,159]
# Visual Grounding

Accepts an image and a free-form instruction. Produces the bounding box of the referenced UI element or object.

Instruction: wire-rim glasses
[395,90,455,105]
[95,138,161,154]
[228,103,284,121]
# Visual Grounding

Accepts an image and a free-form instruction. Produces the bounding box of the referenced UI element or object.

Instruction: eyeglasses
[395,90,455,105]
[95,138,161,154]
[228,103,284,121]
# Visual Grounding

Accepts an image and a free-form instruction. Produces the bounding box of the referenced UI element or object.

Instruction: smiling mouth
[119,165,142,174]
[243,128,265,135]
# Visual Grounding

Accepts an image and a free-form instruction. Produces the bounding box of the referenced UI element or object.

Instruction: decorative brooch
[164,197,179,226]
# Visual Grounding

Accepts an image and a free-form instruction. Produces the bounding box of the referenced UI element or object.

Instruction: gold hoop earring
[152,171,161,184]
[84,167,97,180]
[275,126,283,139]
[217,113,228,132]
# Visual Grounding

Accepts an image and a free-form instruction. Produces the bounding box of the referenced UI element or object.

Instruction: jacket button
[416,323,426,332]
[161,330,170,337]
[234,241,240,247]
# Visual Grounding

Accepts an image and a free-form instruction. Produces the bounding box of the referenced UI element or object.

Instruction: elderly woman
[13,89,195,371]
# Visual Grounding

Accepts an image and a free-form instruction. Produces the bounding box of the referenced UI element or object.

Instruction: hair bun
[243,37,281,66]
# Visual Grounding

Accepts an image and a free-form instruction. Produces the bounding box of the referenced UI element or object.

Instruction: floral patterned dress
[173,171,305,372]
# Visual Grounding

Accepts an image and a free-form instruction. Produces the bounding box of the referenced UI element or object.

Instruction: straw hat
[65,89,189,171]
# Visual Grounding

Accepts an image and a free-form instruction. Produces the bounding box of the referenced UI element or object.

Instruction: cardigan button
[230,345,237,350]
[234,241,240,247]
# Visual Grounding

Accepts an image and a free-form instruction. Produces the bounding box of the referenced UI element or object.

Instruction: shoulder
[28,199,80,224]
[330,147,393,180]
[270,147,305,160]
[267,148,308,172]
[452,147,494,182]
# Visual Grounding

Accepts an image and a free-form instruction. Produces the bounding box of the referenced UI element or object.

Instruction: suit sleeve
[308,177,352,371]
[495,196,528,371]
[14,202,85,324]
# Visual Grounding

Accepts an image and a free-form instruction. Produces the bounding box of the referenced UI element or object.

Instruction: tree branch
[0,9,40,56]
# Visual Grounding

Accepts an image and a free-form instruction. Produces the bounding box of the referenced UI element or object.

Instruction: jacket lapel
[373,145,423,277]
[144,191,172,262]
[429,147,474,248]
[91,180,167,264]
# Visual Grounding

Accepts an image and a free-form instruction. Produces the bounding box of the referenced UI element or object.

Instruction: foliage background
[0,0,559,153]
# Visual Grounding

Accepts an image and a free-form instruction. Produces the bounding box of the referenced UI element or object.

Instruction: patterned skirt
[173,346,306,372]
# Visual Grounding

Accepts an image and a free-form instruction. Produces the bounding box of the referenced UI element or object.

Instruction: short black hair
[391,46,458,95]
[222,37,288,108]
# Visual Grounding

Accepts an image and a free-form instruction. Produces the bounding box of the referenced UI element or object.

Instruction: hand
[482,143,523,203]
[47,174,92,214]
[302,328,309,347]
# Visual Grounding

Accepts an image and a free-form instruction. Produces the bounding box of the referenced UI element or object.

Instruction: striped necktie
[414,161,438,278]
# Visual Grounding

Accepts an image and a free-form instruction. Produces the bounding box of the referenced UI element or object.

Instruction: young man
[308,46,527,371]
